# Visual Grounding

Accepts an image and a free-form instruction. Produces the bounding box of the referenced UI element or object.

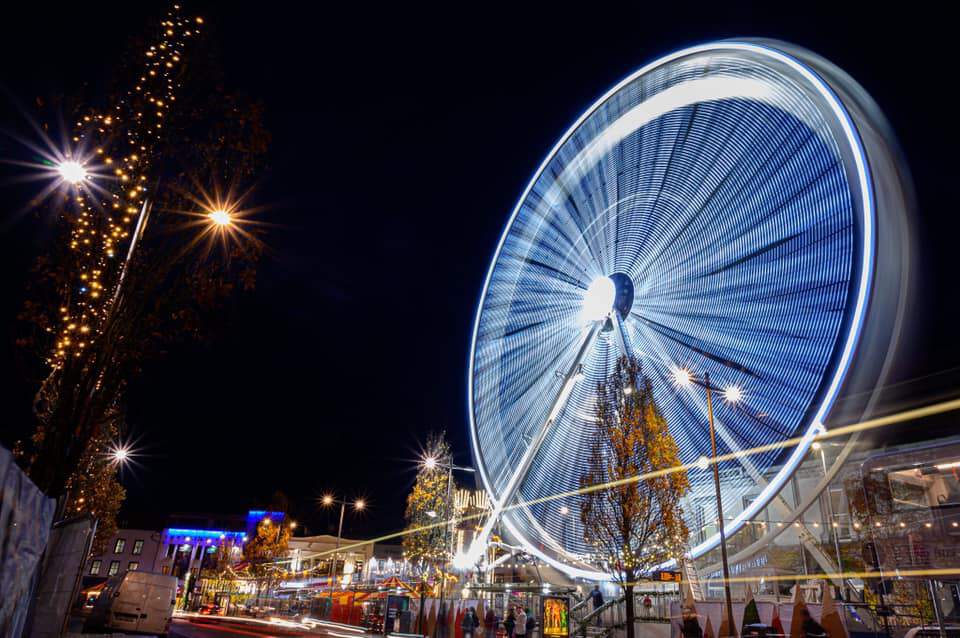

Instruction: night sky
[2,2,958,539]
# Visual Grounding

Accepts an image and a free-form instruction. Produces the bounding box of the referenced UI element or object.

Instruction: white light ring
[467,40,875,578]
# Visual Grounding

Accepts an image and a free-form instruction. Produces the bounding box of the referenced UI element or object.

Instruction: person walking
[504,608,516,638]
[524,608,536,638]
[515,607,528,638]
[463,608,478,638]
[484,607,497,638]
[590,585,604,627]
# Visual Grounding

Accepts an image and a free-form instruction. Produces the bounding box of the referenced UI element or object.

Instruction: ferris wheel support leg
[611,312,631,360]
[465,321,603,564]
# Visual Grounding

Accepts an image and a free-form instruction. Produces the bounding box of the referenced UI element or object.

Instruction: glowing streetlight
[673,368,692,387]
[57,159,88,185]
[319,494,366,596]
[723,385,743,404]
[668,367,735,636]
[207,208,233,227]
[108,443,132,466]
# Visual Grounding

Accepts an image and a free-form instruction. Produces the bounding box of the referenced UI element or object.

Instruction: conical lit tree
[580,355,690,638]
[404,432,456,570]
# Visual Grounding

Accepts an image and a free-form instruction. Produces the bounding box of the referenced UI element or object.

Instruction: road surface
[170,617,310,638]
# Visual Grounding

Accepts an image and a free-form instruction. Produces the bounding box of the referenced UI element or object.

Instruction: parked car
[85,571,177,637]
[199,603,222,616]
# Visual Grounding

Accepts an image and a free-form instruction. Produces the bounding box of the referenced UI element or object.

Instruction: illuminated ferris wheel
[467,40,912,578]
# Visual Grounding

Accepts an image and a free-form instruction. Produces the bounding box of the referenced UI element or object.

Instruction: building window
[128,561,140,571]
[108,560,120,576]
[90,560,102,575]
[114,538,126,554]
[166,543,176,558]
[132,539,144,556]
[161,566,170,575]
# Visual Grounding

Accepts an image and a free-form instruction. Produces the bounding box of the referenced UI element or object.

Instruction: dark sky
[2,2,958,538]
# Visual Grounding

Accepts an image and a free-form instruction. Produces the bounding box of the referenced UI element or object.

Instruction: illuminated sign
[651,570,682,583]
[541,597,569,638]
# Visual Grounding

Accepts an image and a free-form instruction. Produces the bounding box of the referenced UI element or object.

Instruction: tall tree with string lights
[13,4,269,523]
[580,355,690,638]
[403,432,456,570]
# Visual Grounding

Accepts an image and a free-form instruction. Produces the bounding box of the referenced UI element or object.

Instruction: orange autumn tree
[243,515,291,606]
[580,355,689,638]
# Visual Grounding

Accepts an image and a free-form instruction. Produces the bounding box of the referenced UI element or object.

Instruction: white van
[85,570,178,636]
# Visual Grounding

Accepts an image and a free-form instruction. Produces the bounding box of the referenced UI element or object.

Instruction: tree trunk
[624,583,635,638]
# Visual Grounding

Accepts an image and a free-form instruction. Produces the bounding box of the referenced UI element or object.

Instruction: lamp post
[422,454,475,638]
[321,494,365,615]
[813,441,847,600]
[673,369,738,638]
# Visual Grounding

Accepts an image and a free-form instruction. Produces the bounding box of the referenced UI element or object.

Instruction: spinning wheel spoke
[468,41,899,576]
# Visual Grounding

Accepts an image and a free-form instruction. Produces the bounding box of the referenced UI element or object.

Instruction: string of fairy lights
[49,5,204,367]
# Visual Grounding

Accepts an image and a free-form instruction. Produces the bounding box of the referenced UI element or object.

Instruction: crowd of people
[460,604,538,638]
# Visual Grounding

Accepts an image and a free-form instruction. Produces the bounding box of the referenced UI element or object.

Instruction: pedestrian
[590,585,604,626]
[524,608,536,638]
[484,607,497,638]
[504,608,516,638]
[800,608,826,638]
[463,607,478,638]
[515,607,528,638]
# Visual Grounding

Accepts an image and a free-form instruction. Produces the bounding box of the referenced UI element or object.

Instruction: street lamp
[320,494,365,607]
[419,453,475,638]
[207,208,233,227]
[812,441,847,599]
[672,368,738,638]
[56,159,88,185]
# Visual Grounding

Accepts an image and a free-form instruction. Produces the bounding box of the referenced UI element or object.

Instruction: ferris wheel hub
[582,277,616,322]
[582,273,635,324]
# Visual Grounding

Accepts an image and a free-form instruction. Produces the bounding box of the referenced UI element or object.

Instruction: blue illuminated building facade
[156,509,282,580]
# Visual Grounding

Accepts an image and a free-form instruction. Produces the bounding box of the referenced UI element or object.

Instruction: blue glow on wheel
[468,41,875,578]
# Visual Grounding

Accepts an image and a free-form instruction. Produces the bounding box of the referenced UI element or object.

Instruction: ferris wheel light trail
[465,319,604,566]
[466,39,913,579]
